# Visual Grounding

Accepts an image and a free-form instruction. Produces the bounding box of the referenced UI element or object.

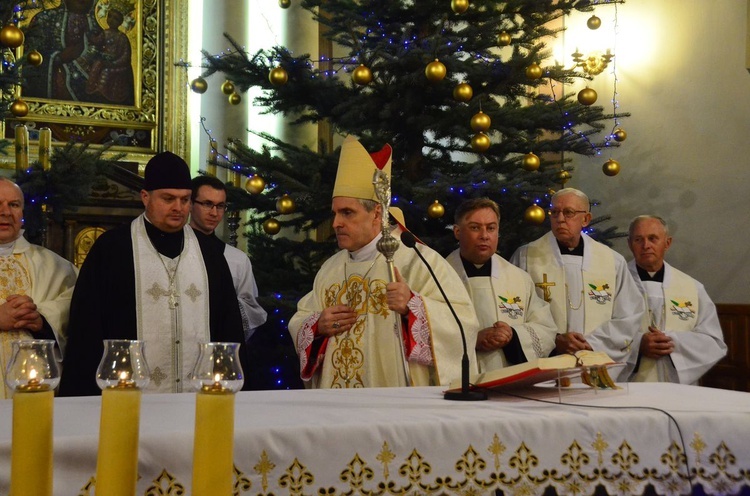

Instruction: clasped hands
[476,322,513,352]
[318,268,412,337]
[0,294,43,333]
[639,326,674,358]
[555,331,593,354]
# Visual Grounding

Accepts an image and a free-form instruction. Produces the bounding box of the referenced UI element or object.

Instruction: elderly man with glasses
[189,175,267,343]
[510,188,644,380]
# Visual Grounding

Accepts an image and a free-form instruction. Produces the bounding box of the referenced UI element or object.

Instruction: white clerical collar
[349,232,382,262]
[0,232,21,257]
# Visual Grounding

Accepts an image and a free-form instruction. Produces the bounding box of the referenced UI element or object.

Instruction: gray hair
[628,215,670,239]
[551,188,590,211]
[357,198,378,212]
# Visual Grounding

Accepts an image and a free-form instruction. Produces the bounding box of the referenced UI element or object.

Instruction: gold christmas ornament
[279,0,291,8]
[470,111,491,132]
[498,31,512,46]
[276,194,296,214]
[0,24,24,49]
[524,205,546,225]
[190,77,208,94]
[228,92,242,105]
[425,59,447,82]
[471,132,491,152]
[427,200,445,219]
[352,64,373,85]
[556,170,571,185]
[268,66,288,86]
[451,0,469,14]
[26,50,43,67]
[522,152,540,171]
[613,128,627,142]
[577,87,597,106]
[263,218,281,235]
[587,15,602,30]
[245,175,266,194]
[525,62,543,80]
[452,82,473,102]
[221,80,235,95]
[10,98,28,117]
[602,159,621,177]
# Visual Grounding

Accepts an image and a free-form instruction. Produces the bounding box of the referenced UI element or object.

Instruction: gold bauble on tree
[221,80,235,95]
[263,218,281,235]
[245,174,265,194]
[276,194,296,214]
[352,64,372,85]
[577,87,597,106]
[279,0,291,8]
[451,0,469,14]
[452,82,473,102]
[525,62,543,80]
[602,159,621,177]
[471,132,490,152]
[26,50,43,67]
[190,77,208,94]
[425,59,446,82]
[470,111,491,132]
[587,15,602,30]
[522,152,540,171]
[427,200,445,219]
[10,98,28,117]
[498,31,512,46]
[0,24,24,48]
[613,128,627,142]
[268,66,288,86]
[228,92,242,105]
[556,170,571,185]
[524,205,546,225]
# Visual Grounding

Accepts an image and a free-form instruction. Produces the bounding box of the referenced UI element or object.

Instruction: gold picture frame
[1,0,188,167]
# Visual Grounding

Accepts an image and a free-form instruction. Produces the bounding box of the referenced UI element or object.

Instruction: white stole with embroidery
[132,215,210,393]
[0,251,33,399]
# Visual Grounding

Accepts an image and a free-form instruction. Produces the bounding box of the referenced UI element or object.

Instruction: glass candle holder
[5,340,59,496]
[4,339,60,392]
[189,342,244,393]
[96,339,151,390]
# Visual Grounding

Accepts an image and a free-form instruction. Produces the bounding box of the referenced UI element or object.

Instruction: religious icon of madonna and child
[23,0,137,106]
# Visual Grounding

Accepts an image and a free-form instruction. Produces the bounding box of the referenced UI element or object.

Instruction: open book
[447,351,617,392]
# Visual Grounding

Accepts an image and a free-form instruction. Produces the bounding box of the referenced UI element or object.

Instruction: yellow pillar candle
[11,387,54,496]
[38,127,52,171]
[95,386,142,496]
[207,140,217,177]
[192,387,235,496]
[14,124,29,176]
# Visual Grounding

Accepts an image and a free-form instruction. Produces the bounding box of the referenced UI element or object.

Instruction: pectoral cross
[535,273,556,302]
[167,283,179,310]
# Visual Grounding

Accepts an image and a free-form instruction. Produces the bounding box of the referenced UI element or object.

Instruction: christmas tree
[196,0,627,389]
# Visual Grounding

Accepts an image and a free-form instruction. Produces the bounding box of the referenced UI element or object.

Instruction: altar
[1,383,749,495]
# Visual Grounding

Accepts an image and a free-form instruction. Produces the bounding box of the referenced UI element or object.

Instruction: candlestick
[207,139,217,176]
[5,340,61,496]
[95,340,150,496]
[189,342,244,496]
[39,127,52,171]
[14,124,28,176]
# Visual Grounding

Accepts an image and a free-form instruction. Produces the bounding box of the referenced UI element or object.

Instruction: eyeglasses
[548,208,588,219]
[193,200,228,212]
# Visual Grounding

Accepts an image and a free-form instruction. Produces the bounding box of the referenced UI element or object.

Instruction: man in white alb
[510,188,644,379]
[446,197,557,372]
[626,215,726,384]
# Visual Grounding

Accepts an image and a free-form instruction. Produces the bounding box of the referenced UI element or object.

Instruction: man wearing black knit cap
[60,152,247,396]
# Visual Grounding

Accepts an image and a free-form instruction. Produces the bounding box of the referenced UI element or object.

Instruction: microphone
[400,231,487,401]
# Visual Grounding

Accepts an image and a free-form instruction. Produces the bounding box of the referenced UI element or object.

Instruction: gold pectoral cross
[535,273,556,302]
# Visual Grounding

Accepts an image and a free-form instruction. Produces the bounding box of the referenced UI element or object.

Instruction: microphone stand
[400,232,487,401]
[373,169,412,386]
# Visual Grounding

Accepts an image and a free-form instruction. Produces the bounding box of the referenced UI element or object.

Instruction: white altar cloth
[1,383,749,495]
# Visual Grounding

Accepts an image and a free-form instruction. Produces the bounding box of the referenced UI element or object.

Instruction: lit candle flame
[119,371,129,381]
[28,369,37,381]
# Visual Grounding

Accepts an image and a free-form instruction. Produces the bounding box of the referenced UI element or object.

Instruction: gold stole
[527,235,615,334]
[0,254,33,399]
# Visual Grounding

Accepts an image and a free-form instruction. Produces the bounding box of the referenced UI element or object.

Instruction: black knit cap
[143,151,192,191]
